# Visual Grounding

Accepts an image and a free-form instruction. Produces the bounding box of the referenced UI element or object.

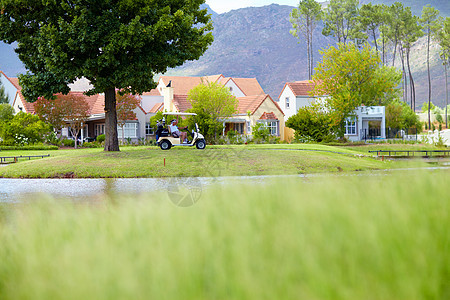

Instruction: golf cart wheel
[160,140,171,150]
[196,139,206,149]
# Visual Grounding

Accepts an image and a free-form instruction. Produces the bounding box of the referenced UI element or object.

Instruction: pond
[1,166,449,205]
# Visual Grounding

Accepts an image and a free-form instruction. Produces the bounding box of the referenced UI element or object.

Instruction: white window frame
[145,123,154,135]
[285,97,290,109]
[258,120,279,136]
[95,124,105,136]
[345,118,357,135]
[117,122,138,138]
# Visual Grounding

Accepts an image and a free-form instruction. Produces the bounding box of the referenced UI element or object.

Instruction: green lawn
[0,144,430,178]
[0,171,448,299]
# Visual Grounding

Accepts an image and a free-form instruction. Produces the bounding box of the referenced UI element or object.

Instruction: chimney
[163,84,174,112]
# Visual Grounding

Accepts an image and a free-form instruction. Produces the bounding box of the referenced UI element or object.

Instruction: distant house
[1,72,286,142]
[149,75,285,139]
[278,80,386,141]
[0,71,35,113]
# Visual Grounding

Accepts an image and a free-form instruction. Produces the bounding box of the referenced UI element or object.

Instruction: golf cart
[156,112,206,150]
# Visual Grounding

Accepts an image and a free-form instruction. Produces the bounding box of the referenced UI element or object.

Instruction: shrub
[286,107,334,143]
[96,134,105,143]
[62,138,75,147]
[251,123,271,144]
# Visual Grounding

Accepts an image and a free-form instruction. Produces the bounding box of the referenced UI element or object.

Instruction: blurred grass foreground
[0,171,449,300]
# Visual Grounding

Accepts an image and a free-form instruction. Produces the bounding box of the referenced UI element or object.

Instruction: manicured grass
[0,144,430,178]
[0,171,448,299]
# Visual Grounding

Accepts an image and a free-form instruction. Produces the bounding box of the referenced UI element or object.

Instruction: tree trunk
[445,61,448,129]
[427,28,432,130]
[104,88,120,151]
[399,45,407,103]
[406,48,416,112]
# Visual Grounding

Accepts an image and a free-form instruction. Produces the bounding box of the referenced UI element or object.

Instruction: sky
[205,0,326,14]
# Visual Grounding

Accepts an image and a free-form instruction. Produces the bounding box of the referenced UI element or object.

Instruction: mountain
[1,1,449,109]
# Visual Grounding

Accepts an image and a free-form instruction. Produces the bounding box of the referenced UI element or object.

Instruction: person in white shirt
[169,118,188,143]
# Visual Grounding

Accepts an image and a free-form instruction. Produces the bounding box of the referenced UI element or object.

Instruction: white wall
[0,73,18,105]
[278,86,296,120]
[223,80,245,98]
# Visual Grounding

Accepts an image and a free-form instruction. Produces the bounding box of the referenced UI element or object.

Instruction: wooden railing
[0,154,50,164]
[368,150,450,157]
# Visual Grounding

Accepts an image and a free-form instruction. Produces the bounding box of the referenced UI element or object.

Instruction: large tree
[420,5,440,130]
[0,80,9,104]
[290,0,322,80]
[0,0,213,151]
[312,43,401,136]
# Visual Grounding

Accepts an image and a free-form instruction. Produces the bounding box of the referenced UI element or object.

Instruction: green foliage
[0,103,14,123]
[0,173,448,299]
[251,123,271,143]
[322,0,361,44]
[0,81,9,104]
[61,138,75,147]
[188,81,238,141]
[421,101,436,113]
[313,43,401,135]
[0,145,58,150]
[0,0,213,151]
[286,106,335,143]
[96,134,106,143]
[436,113,443,124]
[386,100,421,129]
[0,112,52,146]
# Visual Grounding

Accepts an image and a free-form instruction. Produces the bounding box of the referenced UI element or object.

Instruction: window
[229,86,233,92]
[117,122,138,138]
[233,123,244,134]
[258,120,279,136]
[95,124,105,136]
[345,118,357,135]
[145,123,154,135]
[247,121,251,134]
[285,97,290,109]
[266,121,278,136]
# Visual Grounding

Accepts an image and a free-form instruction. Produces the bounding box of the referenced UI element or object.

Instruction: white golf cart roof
[163,112,197,116]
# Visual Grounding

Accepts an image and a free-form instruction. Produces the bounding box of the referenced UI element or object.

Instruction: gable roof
[237,94,284,116]
[259,112,278,120]
[149,102,164,113]
[68,92,105,115]
[279,80,317,99]
[231,78,265,96]
[160,75,223,95]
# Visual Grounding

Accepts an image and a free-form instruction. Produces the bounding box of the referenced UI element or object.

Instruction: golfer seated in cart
[169,118,189,143]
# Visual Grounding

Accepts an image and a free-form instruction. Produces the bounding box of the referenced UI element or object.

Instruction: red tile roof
[236,94,283,116]
[173,94,191,112]
[231,78,265,96]
[278,80,317,99]
[67,92,105,115]
[160,75,222,95]
[149,102,164,113]
[259,112,278,120]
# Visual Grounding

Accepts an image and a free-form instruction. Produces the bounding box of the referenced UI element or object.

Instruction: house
[278,80,386,141]
[148,74,285,140]
[1,72,285,142]
[0,71,35,114]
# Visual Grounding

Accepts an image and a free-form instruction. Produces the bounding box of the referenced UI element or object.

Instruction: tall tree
[116,92,141,143]
[435,17,450,128]
[420,5,440,130]
[322,0,361,45]
[0,0,213,151]
[312,43,401,137]
[290,0,322,80]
